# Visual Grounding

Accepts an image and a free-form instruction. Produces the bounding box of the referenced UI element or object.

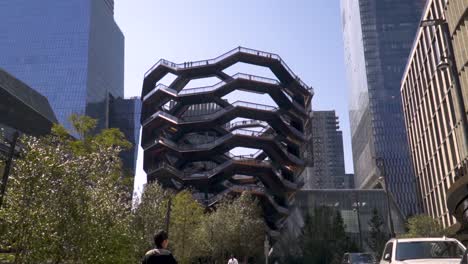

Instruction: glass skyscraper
[109,97,142,176]
[0,0,140,178]
[0,0,124,131]
[341,0,425,216]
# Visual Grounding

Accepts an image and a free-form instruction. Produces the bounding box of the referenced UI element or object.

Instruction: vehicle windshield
[395,241,464,260]
[350,253,375,262]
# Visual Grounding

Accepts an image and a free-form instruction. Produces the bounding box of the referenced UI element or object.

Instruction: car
[342,252,377,264]
[379,237,466,264]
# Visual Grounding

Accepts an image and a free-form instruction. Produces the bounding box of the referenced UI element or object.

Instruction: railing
[145,72,280,99]
[225,152,270,164]
[235,72,278,85]
[188,160,232,178]
[144,47,313,93]
[231,128,273,138]
[233,101,277,111]
[223,119,268,130]
[161,101,176,111]
[181,106,229,122]
[147,160,297,206]
[148,160,233,179]
[158,128,273,152]
[181,100,277,122]
[143,84,177,101]
[145,120,301,164]
[179,81,226,95]
[177,133,232,150]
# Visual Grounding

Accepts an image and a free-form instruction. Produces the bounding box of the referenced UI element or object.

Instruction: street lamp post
[376,158,395,237]
[420,19,468,152]
[353,193,364,250]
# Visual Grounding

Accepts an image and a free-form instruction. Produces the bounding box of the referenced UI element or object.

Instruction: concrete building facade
[302,111,353,189]
[401,0,468,229]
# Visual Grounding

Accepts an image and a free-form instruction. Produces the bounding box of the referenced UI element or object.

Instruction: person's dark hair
[154,230,168,248]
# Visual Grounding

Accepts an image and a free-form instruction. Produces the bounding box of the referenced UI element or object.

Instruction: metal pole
[355,194,363,250]
[384,180,396,237]
[0,132,19,209]
[441,22,468,152]
[165,197,172,237]
[379,159,395,237]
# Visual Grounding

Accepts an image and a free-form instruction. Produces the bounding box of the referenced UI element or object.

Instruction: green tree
[227,193,265,262]
[0,115,137,264]
[367,208,388,258]
[170,191,204,264]
[400,215,447,238]
[301,206,356,264]
[302,207,334,264]
[133,182,173,257]
[195,193,265,263]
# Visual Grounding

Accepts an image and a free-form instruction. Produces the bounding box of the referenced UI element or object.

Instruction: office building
[446,0,468,238]
[302,110,350,189]
[140,47,313,233]
[341,0,425,216]
[0,1,140,177]
[344,173,355,189]
[401,0,468,229]
[0,68,57,155]
[0,0,124,132]
[109,97,142,176]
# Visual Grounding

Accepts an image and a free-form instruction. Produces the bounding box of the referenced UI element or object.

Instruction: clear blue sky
[114,0,353,194]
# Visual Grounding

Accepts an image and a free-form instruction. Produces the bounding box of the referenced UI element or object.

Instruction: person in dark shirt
[142,230,178,264]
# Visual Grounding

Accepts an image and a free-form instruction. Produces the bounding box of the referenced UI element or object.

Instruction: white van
[380,237,466,264]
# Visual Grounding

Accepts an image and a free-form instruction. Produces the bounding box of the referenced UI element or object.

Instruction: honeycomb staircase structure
[140,47,313,233]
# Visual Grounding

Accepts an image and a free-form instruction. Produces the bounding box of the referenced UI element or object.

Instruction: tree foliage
[0,115,267,263]
[301,206,358,264]
[133,190,266,264]
[133,182,172,257]
[0,115,137,264]
[192,193,265,263]
[169,191,204,264]
[367,208,388,258]
[400,215,447,238]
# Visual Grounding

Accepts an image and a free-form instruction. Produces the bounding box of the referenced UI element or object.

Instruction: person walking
[142,230,178,264]
[227,254,238,264]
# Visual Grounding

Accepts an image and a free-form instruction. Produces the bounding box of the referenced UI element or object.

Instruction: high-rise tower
[401,0,468,231]
[0,1,140,179]
[302,111,351,189]
[341,0,426,216]
[0,0,124,131]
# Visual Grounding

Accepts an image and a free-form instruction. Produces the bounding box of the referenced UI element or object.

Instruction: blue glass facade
[341,0,425,216]
[109,97,142,176]
[0,0,124,132]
